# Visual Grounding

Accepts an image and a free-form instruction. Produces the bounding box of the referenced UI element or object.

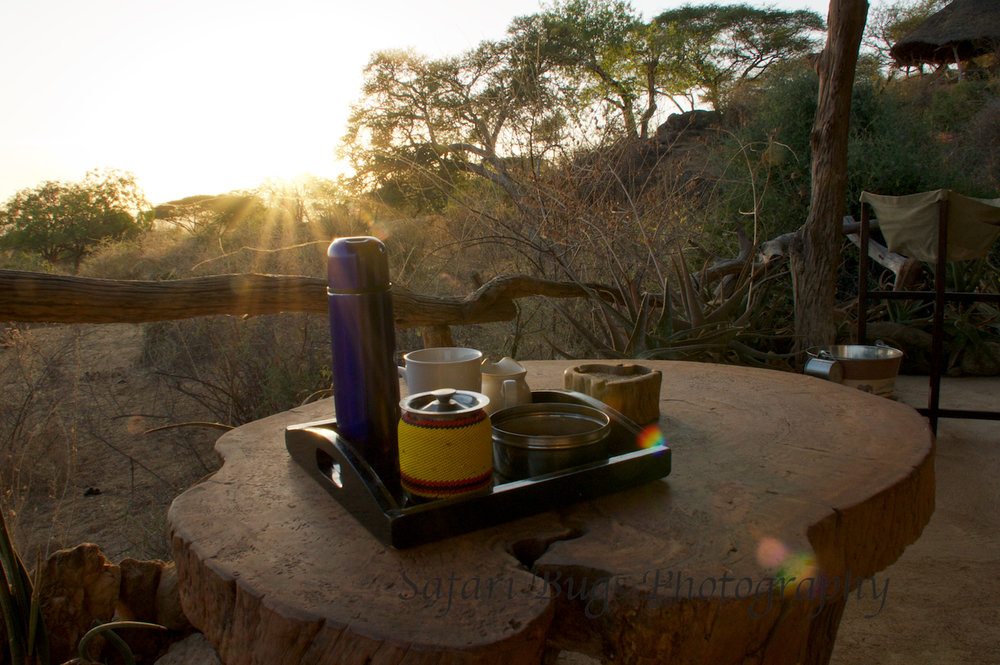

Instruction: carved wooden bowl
[562,363,661,425]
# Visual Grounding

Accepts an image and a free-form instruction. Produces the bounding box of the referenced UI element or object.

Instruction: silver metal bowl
[807,344,903,362]
[805,344,903,397]
[491,402,611,480]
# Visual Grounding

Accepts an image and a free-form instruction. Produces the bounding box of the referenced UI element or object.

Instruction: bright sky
[0,0,832,205]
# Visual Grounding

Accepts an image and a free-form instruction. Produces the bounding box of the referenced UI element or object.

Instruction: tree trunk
[791,0,869,353]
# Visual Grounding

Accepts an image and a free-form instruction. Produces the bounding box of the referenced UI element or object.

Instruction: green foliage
[63,177,360,428]
[0,170,150,269]
[847,76,1000,204]
[342,45,546,212]
[651,3,824,108]
[845,78,944,205]
[952,95,1000,193]
[924,78,1000,133]
[0,250,59,274]
[867,257,1000,374]
[74,176,359,282]
[706,61,817,243]
[518,0,650,137]
[713,61,1000,239]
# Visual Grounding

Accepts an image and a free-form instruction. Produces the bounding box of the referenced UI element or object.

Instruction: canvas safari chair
[861,190,1000,262]
[857,189,1000,433]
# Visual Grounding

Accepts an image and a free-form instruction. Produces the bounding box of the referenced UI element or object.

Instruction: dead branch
[0,270,608,329]
[758,216,920,289]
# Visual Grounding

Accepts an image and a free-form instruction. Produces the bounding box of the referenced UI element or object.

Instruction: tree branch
[0,271,609,329]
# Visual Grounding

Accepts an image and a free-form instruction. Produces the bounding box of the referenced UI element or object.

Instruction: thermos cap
[327,236,391,293]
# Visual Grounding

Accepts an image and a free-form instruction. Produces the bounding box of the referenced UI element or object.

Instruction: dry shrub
[1,327,77,536]
[142,313,332,427]
[1,323,220,563]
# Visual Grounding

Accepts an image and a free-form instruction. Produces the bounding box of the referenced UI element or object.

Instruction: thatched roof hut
[890,0,1000,67]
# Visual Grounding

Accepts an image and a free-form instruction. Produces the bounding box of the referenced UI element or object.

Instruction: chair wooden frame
[857,195,1000,433]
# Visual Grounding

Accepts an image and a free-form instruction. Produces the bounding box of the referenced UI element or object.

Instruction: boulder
[155,562,192,632]
[153,633,221,665]
[656,109,722,142]
[959,340,1000,376]
[37,544,120,663]
[118,558,164,622]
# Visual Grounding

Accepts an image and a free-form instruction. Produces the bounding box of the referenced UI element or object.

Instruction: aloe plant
[77,620,166,665]
[0,509,49,665]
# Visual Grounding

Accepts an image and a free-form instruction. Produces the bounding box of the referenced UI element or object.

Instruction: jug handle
[502,379,517,408]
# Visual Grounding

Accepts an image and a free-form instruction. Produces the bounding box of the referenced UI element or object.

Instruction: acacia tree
[510,0,657,139]
[791,0,869,350]
[507,1,824,142]
[342,37,569,212]
[152,193,266,236]
[343,1,826,207]
[0,169,150,269]
[651,4,826,108]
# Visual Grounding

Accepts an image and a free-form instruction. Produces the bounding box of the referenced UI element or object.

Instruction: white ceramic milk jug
[480,357,532,414]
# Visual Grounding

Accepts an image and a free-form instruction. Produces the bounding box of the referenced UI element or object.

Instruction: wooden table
[168,360,934,665]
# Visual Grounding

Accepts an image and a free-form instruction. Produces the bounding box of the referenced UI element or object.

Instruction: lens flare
[756,536,818,587]
[755,536,789,569]
[774,550,817,583]
[637,424,664,449]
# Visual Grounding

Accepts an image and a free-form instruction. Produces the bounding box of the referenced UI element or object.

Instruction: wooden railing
[0,270,606,346]
[0,225,913,346]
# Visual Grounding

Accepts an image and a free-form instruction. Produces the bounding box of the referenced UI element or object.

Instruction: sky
[0,0,833,205]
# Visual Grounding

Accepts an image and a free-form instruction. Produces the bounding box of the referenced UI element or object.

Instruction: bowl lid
[401,388,489,416]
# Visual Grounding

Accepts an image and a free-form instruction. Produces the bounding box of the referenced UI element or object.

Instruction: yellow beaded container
[398,389,493,499]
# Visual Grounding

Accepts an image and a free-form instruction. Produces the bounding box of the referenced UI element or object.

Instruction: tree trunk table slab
[168,360,934,665]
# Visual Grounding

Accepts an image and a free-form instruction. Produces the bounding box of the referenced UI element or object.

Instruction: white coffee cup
[398,347,484,394]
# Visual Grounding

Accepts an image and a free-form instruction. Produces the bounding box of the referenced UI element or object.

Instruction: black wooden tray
[284,390,671,548]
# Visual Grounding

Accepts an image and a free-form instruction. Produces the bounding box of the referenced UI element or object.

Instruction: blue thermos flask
[327,236,400,489]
